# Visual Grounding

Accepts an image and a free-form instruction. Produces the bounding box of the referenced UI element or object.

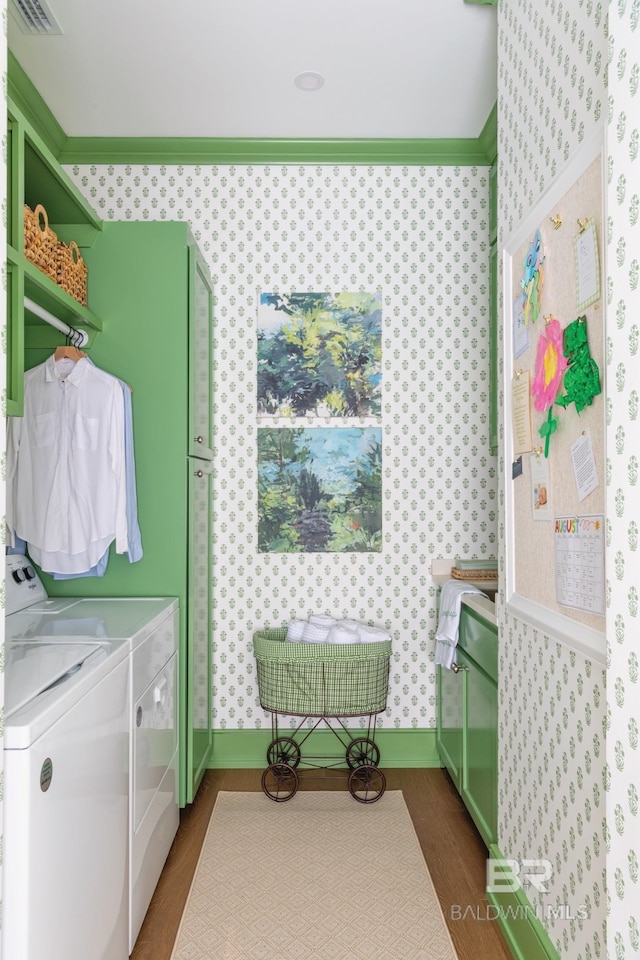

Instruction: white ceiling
[8,0,497,141]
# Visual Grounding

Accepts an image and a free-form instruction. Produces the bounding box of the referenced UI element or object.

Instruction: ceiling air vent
[10,0,63,35]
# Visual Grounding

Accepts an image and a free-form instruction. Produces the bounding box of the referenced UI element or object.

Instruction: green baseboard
[486,845,561,960]
[209,727,440,769]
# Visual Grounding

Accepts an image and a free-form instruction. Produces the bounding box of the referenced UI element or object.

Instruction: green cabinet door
[459,648,498,848]
[186,243,214,802]
[36,220,214,807]
[436,663,465,791]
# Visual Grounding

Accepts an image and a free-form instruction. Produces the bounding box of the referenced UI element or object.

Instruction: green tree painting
[257,292,382,417]
[257,427,382,553]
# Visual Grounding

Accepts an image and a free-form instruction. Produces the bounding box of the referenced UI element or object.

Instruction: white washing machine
[3,555,179,960]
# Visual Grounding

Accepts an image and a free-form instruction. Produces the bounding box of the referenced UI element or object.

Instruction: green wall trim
[209,727,440,770]
[59,137,491,167]
[8,52,67,157]
[9,53,497,167]
[478,102,498,164]
[486,845,561,960]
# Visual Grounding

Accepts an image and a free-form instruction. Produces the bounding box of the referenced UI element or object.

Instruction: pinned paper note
[574,219,600,311]
[571,431,599,501]
[512,372,533,456]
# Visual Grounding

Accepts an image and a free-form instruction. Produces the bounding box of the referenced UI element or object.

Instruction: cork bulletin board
[503,131,606,660]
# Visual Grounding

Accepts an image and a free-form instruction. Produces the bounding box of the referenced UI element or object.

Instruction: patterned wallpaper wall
[605,5,640,959]
[497,0,631,958]
[68,161,497,732]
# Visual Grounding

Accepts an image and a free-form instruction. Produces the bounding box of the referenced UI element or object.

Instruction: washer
[3,555,179,960]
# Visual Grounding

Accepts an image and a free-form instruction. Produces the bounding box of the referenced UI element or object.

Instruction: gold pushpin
[577,217,589,233]
[550,214,562,230]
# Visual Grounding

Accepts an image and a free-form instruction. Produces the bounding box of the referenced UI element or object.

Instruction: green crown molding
[59,137,490,166]
[9,51,497,166]
[8,52,68,157]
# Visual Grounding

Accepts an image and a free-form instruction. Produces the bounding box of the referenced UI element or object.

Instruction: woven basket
[451,566,498,581]
[24,204,58,283]
[57,239,88,307]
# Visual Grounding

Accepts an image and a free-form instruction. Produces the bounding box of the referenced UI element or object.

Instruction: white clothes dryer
[3,555,179,960]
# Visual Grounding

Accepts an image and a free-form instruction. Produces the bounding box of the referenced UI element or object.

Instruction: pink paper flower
[531,317,568,412]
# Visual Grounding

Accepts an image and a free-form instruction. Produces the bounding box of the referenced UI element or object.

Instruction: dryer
[3,555,179,959]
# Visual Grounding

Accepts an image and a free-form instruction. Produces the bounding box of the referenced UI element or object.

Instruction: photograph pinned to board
[530,451,552,520]
[574,217,601,312]
[554,514,605,615]
[512,370,533,457]
[571,430,599,502]
[256,291,382,418]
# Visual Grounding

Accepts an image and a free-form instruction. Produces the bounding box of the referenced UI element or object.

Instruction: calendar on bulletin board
[554,515,604,615]
[504,132,606,647]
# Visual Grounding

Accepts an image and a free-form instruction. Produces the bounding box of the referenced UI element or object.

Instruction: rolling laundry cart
[253,628,392,803]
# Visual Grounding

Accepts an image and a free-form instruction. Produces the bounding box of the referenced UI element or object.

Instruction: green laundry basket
[253,628,392,717]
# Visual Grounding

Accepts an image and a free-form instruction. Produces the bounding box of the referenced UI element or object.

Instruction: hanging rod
[24,297,89,348]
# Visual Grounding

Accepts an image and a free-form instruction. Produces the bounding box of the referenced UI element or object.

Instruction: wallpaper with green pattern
[605,4,640,958]
[497,1,638,958]
[68,160,496,736]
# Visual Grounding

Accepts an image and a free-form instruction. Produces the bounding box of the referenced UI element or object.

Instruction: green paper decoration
[556,315,602,414]
[539,406,559,458]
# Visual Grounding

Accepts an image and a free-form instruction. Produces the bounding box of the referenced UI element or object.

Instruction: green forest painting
[258,427,382,553]
[257,292,382,417]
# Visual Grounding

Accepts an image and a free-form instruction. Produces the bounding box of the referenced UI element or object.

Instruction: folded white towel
[434,580,487,670]
[357,625,391,644]
[302,622,332,644]
[309,614,337,627]
[287,619,307,643]
[327,623,360,644]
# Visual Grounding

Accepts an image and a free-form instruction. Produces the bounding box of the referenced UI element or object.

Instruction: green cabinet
[436,601,498,848]
[6,98,104,416]
[436,659,464,792]
[36,221,214,806]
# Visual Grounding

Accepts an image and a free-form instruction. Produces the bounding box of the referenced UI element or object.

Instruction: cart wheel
[261,762,299,802]
[346,737,380,769]
[348,764,386,803]
[266,736,301,768]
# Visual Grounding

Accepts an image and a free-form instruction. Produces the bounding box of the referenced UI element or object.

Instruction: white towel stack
[286,619,307,643]
[284,615,391,645]
[327,622,360,644]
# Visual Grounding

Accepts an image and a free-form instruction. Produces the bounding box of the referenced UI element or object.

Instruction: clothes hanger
[54,345,86,361]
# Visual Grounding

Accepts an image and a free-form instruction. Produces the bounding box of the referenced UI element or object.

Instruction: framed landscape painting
[257,426,382,553]
[257,292,382,418]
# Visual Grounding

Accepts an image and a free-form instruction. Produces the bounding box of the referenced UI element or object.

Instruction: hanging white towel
[434,580,487,670]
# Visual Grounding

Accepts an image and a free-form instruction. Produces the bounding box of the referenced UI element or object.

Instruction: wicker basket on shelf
[450,566,498,581]
[57,239,88,307]
[24,203,58,283]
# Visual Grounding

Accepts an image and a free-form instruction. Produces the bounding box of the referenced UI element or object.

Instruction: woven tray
[451,566,498,581]
[57,239,88,307]
[24,203,58,283]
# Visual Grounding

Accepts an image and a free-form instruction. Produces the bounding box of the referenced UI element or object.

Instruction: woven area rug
[170,790,458,960]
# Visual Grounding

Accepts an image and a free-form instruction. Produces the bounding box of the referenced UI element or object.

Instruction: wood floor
[131,768,513,960]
